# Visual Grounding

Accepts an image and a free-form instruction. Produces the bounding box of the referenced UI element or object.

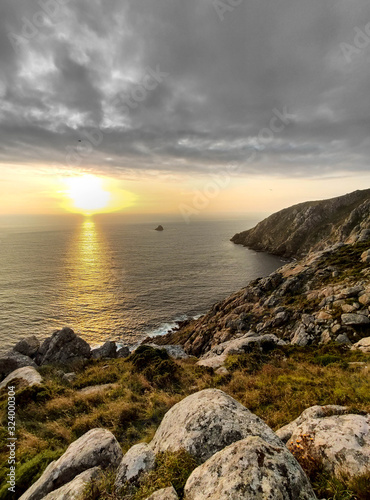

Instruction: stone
[316,311,332,321]
[117,346,130,358]
[361,249,370,263]
[0,366,42,390]
[341,313,370,325]
[341,303,356,313]
[184,436,316,500]
[286,413,370,479]
[19,428,123,500]
[13,336,40,358]
[335,333,351,344]
[201,334,285,360]
[91,341,117,360]
[143,344,189,359]
[0,351,37,380]
[145,486,178,500]
[359,293,370,306]
[291,324,312,347]
[42,467,101,500]
[320,329,331,344]
[276,405,349,443]
[115,443,156,490]
[62,372,76,383]
[155,225,164,231]
[351,336,370,353]
[196,354,227,369]
[150,389,282,463]
[38,327,91,366]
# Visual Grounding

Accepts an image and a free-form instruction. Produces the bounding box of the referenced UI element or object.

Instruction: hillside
[231,189,370,259]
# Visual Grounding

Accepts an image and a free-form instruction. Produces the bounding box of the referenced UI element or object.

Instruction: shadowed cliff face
[231,189,370,259]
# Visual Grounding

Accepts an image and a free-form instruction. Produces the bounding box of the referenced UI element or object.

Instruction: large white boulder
[0,366,42,390]
[41,467,101,499]
[351,336,370,353]
[150,389,282,463]
[115,443,155,490]
[184,436,317,500]
[19,429,122,500]
[286,413,370,479]
[145,486,179,499]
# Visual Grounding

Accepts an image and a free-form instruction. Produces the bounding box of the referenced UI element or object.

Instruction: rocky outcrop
[115,443,155,490]
[155,225,164,231]
[150,389,282,463]
[19,428,122,500]
[143,344,189,359]
[41,467,101,500]
[146,486,178,499]
[231,189,370,258]
[0,366,42,390]
[13,336,40,358]
[91,341,117,360]
[38,327,91,366]
[0,351,37,380]
[184,436,317,500]
[352,337,370,352]
[276,406,370,480]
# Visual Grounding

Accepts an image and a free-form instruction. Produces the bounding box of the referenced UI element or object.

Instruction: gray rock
[13,336,40,358]
[351,336,370,353]
[184,436,317,500]
[276,405,349,443]
[196,354,227,369]
[39,327,91,366]
[341,313,370,325]
[117,346,130,358]
[142,344,189,359]
[145,486,178,500]
[0,366,42,390]
[201,334,285,360]
[0,351,37,380]
[62,372,76,383]
[19,428,123,500]
[291,324,313,346]
[150,389,282,463]
[91,341,117,360]
[286,413,370,479]
[335,333,351,344]
[115,443,155,490]
[42,467,101,500]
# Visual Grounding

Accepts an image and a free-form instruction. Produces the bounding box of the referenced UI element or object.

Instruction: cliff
[231,188,370,259]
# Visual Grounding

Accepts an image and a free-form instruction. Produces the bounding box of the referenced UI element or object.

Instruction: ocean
[0,217,283,352]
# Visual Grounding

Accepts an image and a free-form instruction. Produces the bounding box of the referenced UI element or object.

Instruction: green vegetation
[0,345,369,499]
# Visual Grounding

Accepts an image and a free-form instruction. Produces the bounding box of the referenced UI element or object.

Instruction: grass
[0,345,369,499]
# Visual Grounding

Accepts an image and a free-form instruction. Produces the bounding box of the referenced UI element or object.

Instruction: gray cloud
[1,0,370,178]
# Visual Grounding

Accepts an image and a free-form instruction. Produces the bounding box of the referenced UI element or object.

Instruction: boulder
[351,336,370,353]
[341,313,370,325]
[38,327,91,366]
[0,366,42,390]
[276,405,349,443]
[155,225,164,231]
[91,341,117,360]
[359,293,370,306]
[19,428,123,500]
[0,351,37,380]
[196,354,227,369]
[150,389,282,463]
[286,413,370,479]
[361,249,370,263]
[115,443,156,490]
[145,486,178,499]
[143,344,189,359]
[13,336,40,358]
[184,436,316,500]
[201,334,285,359]
[117,346,130,358]
[42,467,101,500]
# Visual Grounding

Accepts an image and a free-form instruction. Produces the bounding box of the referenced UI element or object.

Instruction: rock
[19,428,123,500]
[91,341,117,360]
[276,405,349,443]
[215,366,229,375]
[335,333,351,344]
[184,436,316,500]
[117,346,130,358]
[38,327,91,366]
[42,467,101,500]
[341,313,370,325]
[291,324,313,347]
[359,293,370,306]
[196,354,227,369]
[145,486,178,500]
[201,334,285,360]
[13,336,40,358]
[341,303,357,313]
[143,344,189,359]
[115,443,155,490]
[0,366,42,390]
[150,389,282,463]
[62,372,76,383]
[286,413,370,479]
[0,351,37,380]
[361,249,370,263]
[78,383,117,395]
[351,336,370,353]
[155,225,164,231]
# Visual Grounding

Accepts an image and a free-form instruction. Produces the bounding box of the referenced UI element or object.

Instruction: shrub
[127,346,179,387]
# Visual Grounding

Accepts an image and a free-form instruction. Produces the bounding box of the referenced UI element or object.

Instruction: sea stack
[155,225,164,231]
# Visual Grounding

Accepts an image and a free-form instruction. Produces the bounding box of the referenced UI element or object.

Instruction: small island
[155,225,164,231]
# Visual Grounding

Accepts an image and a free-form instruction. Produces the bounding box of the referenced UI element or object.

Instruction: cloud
[1,0,370,179]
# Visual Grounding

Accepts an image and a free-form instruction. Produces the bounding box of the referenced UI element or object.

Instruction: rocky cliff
[231,188,370,259]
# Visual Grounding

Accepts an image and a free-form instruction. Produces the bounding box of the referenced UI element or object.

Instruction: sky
[0,0,370,218]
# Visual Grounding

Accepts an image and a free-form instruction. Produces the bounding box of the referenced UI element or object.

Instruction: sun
[65,175,111,214]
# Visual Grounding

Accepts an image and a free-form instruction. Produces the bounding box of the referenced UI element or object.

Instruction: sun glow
[65,175,111,214]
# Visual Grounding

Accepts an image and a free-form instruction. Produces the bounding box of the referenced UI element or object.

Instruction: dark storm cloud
[1,0,370,177]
